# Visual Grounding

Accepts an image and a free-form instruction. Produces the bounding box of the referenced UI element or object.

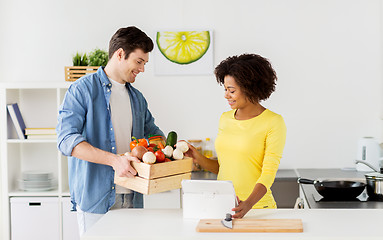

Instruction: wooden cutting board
[196,219,303,232]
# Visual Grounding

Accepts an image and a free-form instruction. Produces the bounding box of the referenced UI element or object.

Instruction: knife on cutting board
[221,213,233,229]
[221,195,240,229]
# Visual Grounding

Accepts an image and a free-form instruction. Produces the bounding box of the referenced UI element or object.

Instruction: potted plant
[65,49,107,82]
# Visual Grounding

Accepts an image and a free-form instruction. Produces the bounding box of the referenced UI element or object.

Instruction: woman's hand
[232,183,267,218]
[183,141,220,174]
[184,142,203,164]
[231,198,253,218]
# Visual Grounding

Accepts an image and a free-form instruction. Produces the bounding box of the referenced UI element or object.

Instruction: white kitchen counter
[82,208,383,240]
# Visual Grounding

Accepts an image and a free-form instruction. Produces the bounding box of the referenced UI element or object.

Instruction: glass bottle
[188,139,203,154]
[203,138,214,158]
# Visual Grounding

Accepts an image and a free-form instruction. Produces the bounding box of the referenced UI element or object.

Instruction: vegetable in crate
[147,143,158,153]
[142,151,156,164]
[172,148,184,160]
[176,141,189,153]
[166,131,177,147]
[149,135,166,149]
[130,136,148,150]
[154,150,166,163]
[131,145,148,160]
[162,145,173,158]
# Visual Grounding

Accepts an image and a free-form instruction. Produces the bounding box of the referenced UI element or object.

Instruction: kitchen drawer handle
[29,202,41,206]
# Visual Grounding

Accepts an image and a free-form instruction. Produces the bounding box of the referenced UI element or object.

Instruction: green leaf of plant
[89,48,109,66]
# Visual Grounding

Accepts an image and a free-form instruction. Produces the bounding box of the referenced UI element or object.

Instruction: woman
[185,53,286,218]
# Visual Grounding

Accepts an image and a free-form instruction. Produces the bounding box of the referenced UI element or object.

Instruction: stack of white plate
[19,171,56,191]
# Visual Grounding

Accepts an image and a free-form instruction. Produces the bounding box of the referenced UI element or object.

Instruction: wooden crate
[64,66,98,82]
[114,157,193,195]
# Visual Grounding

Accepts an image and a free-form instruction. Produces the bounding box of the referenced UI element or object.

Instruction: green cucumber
[166,131,177,147]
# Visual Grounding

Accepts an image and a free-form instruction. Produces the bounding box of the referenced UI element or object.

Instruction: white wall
[0,0,382,169]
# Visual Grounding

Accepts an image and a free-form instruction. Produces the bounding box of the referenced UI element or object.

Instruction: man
[56,26,164,236]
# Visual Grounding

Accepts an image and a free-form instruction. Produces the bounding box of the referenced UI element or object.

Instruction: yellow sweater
[215,109,286,208]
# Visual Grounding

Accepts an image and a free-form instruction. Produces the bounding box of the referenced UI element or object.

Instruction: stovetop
[297,168,383,208]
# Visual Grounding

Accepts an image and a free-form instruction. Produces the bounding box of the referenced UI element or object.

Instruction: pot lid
[365,172,383,180]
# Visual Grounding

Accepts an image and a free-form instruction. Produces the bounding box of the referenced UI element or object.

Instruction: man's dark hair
[109,26,154,59]
[214,53,277,103]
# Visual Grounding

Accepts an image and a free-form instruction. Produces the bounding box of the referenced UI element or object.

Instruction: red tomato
[155,150,165,163]
[148,143,157,148]
[147,147,154,153]
[164,158,171,162]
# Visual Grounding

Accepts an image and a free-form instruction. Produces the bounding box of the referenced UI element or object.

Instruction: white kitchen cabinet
[10,197,60,240]
[62,197,80,240]
[144,189,181,209]
[0,82,71,240]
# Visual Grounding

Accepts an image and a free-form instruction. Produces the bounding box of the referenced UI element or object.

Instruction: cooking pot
[357,160,383,200]
[365,172,383,200]
[298,178,366,200]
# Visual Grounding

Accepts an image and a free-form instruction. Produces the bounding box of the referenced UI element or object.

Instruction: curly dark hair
[214,53,277,103]
[109,26,154,59]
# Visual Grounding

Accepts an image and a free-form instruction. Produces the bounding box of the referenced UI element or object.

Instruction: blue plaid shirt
[56,67,164,214]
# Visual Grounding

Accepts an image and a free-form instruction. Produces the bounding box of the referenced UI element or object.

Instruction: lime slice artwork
[156,31,210,65]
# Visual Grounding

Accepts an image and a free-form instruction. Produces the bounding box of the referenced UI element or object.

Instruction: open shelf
[1,82,71,240]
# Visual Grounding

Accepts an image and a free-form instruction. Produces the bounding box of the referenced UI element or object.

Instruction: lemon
[156,31,210,65]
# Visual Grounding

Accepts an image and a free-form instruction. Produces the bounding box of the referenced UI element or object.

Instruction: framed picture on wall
[154,29,214,75]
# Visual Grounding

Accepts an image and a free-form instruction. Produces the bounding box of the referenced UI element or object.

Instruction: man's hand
[112,152,140,178]
[70,142,141,177]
